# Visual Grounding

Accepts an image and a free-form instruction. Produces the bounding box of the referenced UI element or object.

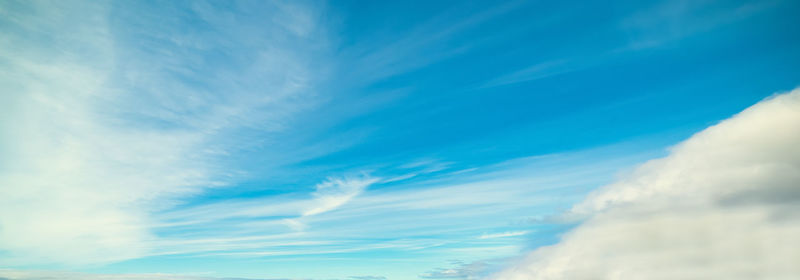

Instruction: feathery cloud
[303,176,380,217]
[0,0,323,266]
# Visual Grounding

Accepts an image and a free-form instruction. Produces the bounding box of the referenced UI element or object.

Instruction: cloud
[109,145,642,260]
[0,269,288,280]
[279,175,379,232]
[478,231,529,240]
[477,59,575,89]
[420,261,491,280]
[492,89,800,279]
[348,276,387,280]
[0,0,323,266]
[618,0,775,50]
[336,1,522,85]
[302,175,381,217]
[142,175,382,256]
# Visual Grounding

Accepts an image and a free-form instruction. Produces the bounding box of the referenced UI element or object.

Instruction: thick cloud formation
[493,89,800,279]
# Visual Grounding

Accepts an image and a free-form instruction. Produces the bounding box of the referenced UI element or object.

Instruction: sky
[0,0,799,279]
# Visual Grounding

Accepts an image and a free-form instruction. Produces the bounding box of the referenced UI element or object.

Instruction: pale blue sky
[1,0,799,279]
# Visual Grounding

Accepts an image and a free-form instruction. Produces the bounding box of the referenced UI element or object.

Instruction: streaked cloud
[619,0,776,50]
[478,231,529,240]
[302,176,380,217]
[420,260,492,280]
[138,146,648,261]
[477,59,575,89]
[0,269,284,280]
[0,0,325,266]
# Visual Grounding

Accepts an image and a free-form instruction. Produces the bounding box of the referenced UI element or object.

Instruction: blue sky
[1,0,799,279]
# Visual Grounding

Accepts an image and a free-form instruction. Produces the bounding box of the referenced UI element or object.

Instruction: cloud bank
[492,89,800,279]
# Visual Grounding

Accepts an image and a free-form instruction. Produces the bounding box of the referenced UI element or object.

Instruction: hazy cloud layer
[492,89,800,279]
[0,269,288,280]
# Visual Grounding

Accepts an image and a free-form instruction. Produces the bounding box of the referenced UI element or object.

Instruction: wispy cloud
[476,0,779,90]
[0,269,288,280]
[477,59,575,89]
[336,1,524,85]
[302,176,381,217]
[420,260,493,280]
[0,0,327,266]
[478,231,529,240]
[618,0,776,50]
[141,144,652,260]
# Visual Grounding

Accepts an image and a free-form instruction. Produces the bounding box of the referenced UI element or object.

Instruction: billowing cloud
[492,89,800,279]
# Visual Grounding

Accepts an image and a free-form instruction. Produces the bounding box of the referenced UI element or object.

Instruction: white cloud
[302,176,380,217]
[0,0,322,266]
[139,175,381,256]
[117,146,641,259]
[492,89,800,279]
[478,231,529,240]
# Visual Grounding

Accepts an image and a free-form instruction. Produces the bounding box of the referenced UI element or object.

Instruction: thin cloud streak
[478,231,530,240]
